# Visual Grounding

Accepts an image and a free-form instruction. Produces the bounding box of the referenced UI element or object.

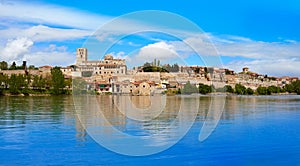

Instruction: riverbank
[0,90,298,97]
[1,93,52,96]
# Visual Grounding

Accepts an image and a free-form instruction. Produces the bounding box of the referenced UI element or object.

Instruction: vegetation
[1,59,300,96]
[142,66,169,72]
[256,86,269,95]
[224,85,234,93]
[284,80,300,95]
[0,61,38,70]
[198,83,212,94]
[0,66,71,96]
[51,67,65,95]
[246,87,254,95]
[181,81,198,94]
[142,60,179,72]
[235,84,247,95]
[0,61,8,70]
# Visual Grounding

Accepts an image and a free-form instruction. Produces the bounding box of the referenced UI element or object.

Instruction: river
[0,95,299,165]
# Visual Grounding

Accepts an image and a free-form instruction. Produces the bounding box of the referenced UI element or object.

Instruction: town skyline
[1,47,299,96]
[1,53,299,80]
[0,1,300,77]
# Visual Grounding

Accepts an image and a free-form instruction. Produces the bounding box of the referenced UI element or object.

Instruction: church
[75,48,127,77]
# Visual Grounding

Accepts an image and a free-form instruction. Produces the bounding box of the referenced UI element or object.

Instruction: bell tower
[76,48,87,65]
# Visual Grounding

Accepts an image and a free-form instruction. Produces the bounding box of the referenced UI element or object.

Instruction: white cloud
[136,41,179,61]
[109,51,132,63]
[0,40,75,67]
[0,25,91,42]
[0,1,110,30]
[24,51,75,67]
[23,44,75,67]
[164,34,300,76]
[174,34,300,60]
[225,59,300,77]
[0,37,33,63]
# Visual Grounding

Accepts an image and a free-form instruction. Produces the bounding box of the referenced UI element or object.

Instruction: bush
[246,88,254,95]
[198,83,212,94]
[267,85,281,94]
[224,85,234,93]
[182,81,198,94]
[235,84,246,95]
[256,86,269,95]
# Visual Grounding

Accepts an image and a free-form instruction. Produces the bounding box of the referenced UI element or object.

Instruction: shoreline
[0,92,298,97]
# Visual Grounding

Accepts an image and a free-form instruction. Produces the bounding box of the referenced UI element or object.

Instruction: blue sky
[0,0,300,76]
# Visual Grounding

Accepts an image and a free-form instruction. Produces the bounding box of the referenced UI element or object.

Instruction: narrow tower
[76,48,87,65]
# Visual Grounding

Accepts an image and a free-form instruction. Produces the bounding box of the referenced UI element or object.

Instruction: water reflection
[1,95,300,163]
[1,95,300,145]
[222,96,300,120]
[0,96,74,125]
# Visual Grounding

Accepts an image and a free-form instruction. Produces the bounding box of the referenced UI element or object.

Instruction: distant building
[74,48,127,78]
[76,48,88,65]
[242,67,249,73]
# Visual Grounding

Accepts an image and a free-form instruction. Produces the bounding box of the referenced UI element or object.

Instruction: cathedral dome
[104,54,113,60]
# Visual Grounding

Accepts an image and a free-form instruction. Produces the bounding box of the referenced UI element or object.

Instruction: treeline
[0,67,71,95]
[142,59,179,72]
[0,61,37,70]
[180,81,300,95]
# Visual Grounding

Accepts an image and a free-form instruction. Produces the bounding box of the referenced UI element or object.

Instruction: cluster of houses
[1,47,298,95]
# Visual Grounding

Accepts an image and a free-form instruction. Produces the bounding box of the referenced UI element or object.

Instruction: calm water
[0,95,300,165]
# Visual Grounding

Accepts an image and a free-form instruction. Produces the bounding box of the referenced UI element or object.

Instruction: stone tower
[76,48,87,65]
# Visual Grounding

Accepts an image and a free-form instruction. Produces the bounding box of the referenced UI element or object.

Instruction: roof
[39,65,52,68]
[104,54,113,60]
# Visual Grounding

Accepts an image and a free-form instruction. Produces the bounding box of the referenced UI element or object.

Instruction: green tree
[224,85,234,93]
[21,74,31,95]
[43,74,52,89]
[51,67,65,95]
[32,75,40,89]
[235,84,246,95]
[0,74,9,89]
[246,88,254,95]
[182,81,198,94]
[0,61,8,70]
[143,66,168,72]
[32,75,47,91]
[256,86,269,95]
[9,62,17,70]
[198,83,212,94]
[284,80,300,95]
[9,74,20,94]
[267,85,281,94]
[28,65,37,70]
[0,73,8,95]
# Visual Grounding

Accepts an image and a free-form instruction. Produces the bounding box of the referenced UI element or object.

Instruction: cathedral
[75,48,127,77]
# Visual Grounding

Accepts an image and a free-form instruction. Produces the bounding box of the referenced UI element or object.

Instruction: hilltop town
[0,48,299,95]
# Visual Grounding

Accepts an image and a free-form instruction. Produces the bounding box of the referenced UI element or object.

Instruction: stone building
[74,48,127,78]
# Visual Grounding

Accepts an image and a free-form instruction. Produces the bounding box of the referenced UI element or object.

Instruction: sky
[0,0,300,77]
